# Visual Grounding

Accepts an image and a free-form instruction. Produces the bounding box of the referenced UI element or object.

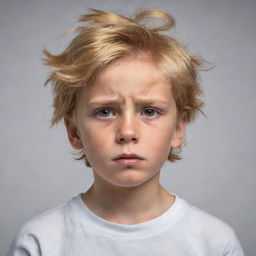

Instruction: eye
[94,107,162,119]
[95,108,114,118]
[142,108,161,118]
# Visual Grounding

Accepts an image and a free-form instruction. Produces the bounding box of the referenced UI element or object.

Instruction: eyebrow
[87,98,170,107]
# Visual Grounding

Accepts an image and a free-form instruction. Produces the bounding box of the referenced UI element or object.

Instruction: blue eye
[95,108,114,117]
[94,107,161,119]
[142,108,161,117]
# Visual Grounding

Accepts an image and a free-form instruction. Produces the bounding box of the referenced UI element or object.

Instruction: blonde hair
[43,8,211,167]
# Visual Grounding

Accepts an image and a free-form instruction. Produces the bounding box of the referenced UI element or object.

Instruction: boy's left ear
[170,116,187,148]
[64,117,83,150]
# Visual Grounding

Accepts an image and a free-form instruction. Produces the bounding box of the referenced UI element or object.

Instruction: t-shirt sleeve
[221,239,245,256]
[7,233,42,256]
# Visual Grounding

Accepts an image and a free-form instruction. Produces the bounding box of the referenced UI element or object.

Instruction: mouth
[113,158,144,165]
[113,153,145,161]
[113,153,145,165]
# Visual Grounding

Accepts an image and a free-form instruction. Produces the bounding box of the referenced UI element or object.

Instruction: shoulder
[17,199,71,238]
[186,202,236,239]
[9,195,77,247]
[180,199,244,255]
[7,196,78,255]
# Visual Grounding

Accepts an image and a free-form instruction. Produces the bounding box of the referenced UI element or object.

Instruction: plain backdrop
[1,0,255,255]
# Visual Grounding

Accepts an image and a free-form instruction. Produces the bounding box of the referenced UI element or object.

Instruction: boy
[8,8,244,255]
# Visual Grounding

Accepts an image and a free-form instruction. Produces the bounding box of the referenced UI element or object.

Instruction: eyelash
[94,107,162,119]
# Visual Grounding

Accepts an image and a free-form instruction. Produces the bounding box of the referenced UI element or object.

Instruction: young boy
[8,8,244,256]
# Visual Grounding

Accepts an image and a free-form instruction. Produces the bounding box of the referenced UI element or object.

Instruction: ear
[170,114,188,148]
[64,117,83,150]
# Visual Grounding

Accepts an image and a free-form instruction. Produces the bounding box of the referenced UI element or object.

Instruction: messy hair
[43,8,211,167]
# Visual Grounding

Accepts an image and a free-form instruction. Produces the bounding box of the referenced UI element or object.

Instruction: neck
[81,172,175,224]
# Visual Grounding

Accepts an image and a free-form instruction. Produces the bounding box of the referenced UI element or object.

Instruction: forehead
[77,54,174,105]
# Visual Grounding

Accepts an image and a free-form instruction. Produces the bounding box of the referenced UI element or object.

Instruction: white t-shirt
[7,193,244,256]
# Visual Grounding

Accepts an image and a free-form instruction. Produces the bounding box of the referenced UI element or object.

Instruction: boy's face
[65,54,187,188]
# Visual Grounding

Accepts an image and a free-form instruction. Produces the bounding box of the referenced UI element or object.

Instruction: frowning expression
[66,54,186,188]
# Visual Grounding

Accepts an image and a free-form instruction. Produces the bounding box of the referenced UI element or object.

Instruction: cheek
[152,132,172,152]
[80,125,111,156]
[147,120,175,143]
[140,129,173,171]
[83,131,102,150]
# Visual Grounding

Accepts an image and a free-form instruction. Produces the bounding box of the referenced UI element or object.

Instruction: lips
[113,153,145,160]
[114,158,143,165]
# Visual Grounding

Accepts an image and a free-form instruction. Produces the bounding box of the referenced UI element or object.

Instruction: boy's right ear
[64,117,83,150]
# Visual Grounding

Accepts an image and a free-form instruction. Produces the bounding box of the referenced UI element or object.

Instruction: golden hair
[42,8,212,167]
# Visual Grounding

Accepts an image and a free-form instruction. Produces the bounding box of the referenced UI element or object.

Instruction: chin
[110,173,153,188]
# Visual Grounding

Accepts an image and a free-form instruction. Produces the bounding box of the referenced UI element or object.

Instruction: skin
[64,53,187,225]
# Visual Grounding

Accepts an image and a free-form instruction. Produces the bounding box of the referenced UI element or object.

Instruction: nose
[116,112,139,144]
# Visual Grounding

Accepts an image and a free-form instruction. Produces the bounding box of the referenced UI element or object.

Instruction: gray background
[1,0,255,255]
